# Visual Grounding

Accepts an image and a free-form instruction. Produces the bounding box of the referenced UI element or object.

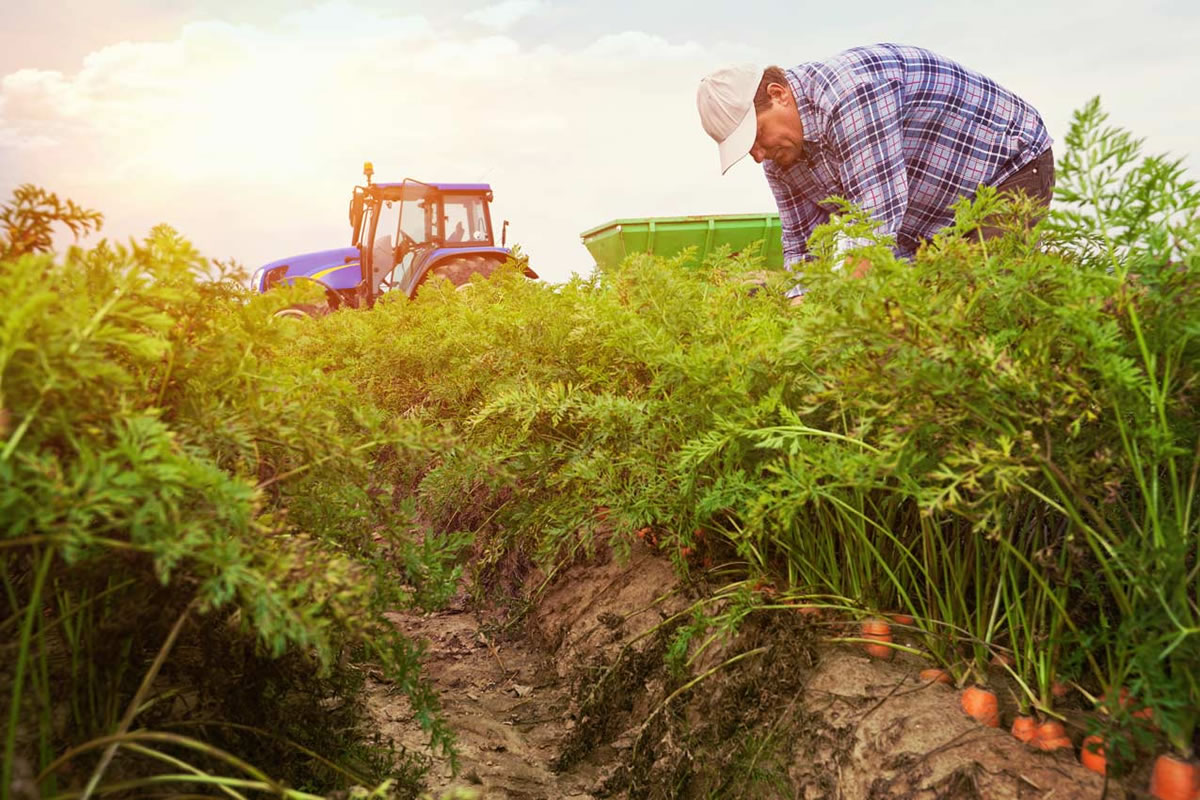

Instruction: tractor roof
[374,182,492,194]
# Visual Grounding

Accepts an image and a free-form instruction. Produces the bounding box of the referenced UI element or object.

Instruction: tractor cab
[351,171,506,299]
[255,162,533,315]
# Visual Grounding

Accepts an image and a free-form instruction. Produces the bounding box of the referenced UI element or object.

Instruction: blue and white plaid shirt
[765,44,1052,266]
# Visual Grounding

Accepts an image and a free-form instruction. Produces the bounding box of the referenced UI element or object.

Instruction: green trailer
[580,213,784,271]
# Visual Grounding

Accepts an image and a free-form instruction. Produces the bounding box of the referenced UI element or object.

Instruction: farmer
[696,44,1054,295]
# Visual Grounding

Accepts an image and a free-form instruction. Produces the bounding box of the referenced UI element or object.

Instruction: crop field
[2,101,1197,799]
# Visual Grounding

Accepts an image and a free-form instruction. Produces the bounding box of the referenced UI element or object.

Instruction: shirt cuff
[833,233,876,262]
[783,258,808,297]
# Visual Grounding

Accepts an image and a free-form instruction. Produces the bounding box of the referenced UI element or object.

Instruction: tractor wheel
[273,303,329,319]
[427,256,501,290]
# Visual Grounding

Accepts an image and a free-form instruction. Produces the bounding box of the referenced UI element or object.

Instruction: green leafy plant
[0,184,102,260]
[1,213,457,799]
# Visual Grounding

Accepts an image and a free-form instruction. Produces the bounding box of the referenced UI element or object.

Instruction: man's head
[697,65,804,173]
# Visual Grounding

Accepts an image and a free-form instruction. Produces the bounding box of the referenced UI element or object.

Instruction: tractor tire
[427,256,501,291]
[273,303,329,319]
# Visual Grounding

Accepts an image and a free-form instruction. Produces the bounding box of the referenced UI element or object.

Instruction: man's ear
[767,82,791,106]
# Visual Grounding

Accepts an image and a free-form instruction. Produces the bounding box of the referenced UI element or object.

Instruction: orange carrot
[860,618,893,659]
[919,668,951,685]
[1149,754,1200,800]
[1034,719,1066,739]
[1011,715,1036,743]
[890,613,914,625]
[1101,687,1158,727]
[1037,736,1074,752]
[1051,681,1070,699]
[1033,719,1073,752]
[1080,736,1106,775]
[961,687,999,727]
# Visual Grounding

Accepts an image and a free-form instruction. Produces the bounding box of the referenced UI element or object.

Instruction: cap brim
[718,105,757,175]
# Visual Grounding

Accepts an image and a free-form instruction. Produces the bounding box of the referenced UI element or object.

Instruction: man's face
[750,84,804,169]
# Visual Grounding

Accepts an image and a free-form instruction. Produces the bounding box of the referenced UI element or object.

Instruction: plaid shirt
[765,44,1051,265]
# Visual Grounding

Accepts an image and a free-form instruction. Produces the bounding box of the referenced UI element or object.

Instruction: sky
[2,0,1198,283]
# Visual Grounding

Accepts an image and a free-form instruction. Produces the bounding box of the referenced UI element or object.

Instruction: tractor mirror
[349,192,365,246]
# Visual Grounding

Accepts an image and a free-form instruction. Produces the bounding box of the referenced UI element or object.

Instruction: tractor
[253,162,536,316]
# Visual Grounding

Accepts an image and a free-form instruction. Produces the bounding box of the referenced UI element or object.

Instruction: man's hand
[850,256,871,279]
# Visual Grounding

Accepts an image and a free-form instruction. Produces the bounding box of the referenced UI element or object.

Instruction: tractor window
[443,196,489,246]
[370,200,401,283]
[383,250,417,293]
[401,200,428,244]
[371,197,431,289]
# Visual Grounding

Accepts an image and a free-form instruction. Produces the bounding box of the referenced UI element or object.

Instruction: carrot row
[810,609,1199,798]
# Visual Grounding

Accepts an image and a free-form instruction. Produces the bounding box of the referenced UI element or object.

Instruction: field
[2,101,1197,799]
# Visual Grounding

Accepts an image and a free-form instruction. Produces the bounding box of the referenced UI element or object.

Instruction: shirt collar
[785,66,822,147]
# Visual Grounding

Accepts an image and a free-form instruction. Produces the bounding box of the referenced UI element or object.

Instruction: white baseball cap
[697,64,761,174]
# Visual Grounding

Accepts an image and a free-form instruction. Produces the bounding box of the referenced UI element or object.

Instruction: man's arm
[765,167,824,295]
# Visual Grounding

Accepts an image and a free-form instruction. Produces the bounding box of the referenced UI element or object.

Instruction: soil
[366,542,1128,799]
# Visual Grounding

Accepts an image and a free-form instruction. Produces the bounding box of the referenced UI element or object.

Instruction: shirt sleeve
[765,166,824,268]
[826,78,909,250]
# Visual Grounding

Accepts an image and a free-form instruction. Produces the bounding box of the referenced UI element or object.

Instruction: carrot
[960,686,999,727]
[1051,681,1070,699]
[1033,719,1073,752]
[1103,687,1146,714]
[890,613,914,625]
[1034,719,1066,739]
[1011,715,1036,744]
[990,652,1015,668]
[1101,687,1157,726]
[919,668,951,685]
[1080,735,1106,776]
[860,618,893,660]
[1149,753,1200,800]
[1037,735,1074,752]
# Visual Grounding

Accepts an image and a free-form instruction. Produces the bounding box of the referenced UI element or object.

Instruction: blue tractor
[253,162,536,316]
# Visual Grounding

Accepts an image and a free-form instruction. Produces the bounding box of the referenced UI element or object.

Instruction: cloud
[464,0,547,31]
[3,68,80,121]
[579,31,704,62]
